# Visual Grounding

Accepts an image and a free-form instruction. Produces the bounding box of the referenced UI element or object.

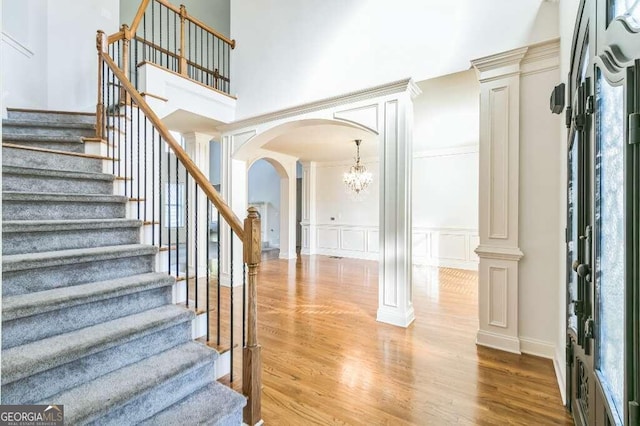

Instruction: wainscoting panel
[317,228,340,250]
[309,225,478,268]
[413,227,479,270]
[340,229,366,252]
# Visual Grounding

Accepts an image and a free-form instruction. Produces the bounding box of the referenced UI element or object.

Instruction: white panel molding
[488,85,510,240]
[333,103,379,134]
[475,245,524,261]
[220,79,421,132]
[472,47,524,355]
[488,266,508,327]
[2,31,34,58]
[520,337,556,359]
[412,227,479,271]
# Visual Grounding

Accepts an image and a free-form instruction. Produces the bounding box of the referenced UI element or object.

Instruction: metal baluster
[175,154,179,279]
[185,166,190,308]
[195,183,199,315]
[157,126,161,250]
[152,0,155,62]
[230,226,234,383]
[206,201,211,343]
[217,210,221,346]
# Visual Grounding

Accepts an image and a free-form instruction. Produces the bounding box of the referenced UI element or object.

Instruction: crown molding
[471,47,529,74]
[522,37,560,64]
[220,78,419,133]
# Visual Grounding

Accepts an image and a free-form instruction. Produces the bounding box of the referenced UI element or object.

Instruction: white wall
[1,0,120,113]
[230,0,557,119]
[2,0,49,112]
[248,159,281,247]
[518,60,563,357]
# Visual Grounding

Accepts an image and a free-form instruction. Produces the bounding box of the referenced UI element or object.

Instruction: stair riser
[7,110,96,124]
[3,286,172,348]
[2,322,192,404]
[3,147,103,173]
[2,227,140,255]
[2,174,113,195]
[2,200,126,220]
[3,254,156,296]
[2,140,84,153]
[91,361,215,426]
[3,125,95,138]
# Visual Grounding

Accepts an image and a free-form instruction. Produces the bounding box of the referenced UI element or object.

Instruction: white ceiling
[261,124,377,162]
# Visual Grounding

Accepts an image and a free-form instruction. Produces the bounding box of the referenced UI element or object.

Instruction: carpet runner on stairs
[1,108,246,425]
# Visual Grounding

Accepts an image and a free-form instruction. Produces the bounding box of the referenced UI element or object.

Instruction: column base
[476,329,521,354]
[376,306,415,328]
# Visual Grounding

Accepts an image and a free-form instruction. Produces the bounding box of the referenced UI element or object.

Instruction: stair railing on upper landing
[107,0,234,96]
[95,28,261,426]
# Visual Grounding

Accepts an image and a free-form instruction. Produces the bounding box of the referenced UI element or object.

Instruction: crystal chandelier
[343,139,372,195]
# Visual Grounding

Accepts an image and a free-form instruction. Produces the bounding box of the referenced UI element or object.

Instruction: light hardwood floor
[225,255,572,425]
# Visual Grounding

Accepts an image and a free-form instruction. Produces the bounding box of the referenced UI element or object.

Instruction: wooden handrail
[129,0,151,34]
[153,0,235,48]
[99,50,245,240]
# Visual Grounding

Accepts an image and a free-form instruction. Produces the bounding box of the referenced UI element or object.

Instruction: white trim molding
[472,45,525,355]
[413,227,478,271]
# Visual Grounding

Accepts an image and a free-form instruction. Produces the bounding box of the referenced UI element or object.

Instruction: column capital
[471,47,528,83]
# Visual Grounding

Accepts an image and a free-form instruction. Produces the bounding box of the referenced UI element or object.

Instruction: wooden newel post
[178,5,188,76]
[121,24,131,105]
[243,207,262,425]
[96,30,106,140]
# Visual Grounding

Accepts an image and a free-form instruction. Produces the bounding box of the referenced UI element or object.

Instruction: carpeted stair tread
[2,133,84,143]
[2,218,141,233]
[2,305,194,385]
[3,119,96,130]
[2,244,157,273]
[39,342,217,425]
[2,144,105,174]
[7,108,96,124]
[2,191,125,203]
[3,272,175,321]
[139,381,247,426]
[2,165,114,182]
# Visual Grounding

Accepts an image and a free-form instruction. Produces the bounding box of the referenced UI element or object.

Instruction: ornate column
[471,48,527,353]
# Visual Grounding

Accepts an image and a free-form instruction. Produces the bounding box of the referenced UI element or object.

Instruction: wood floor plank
[224,255,572,425]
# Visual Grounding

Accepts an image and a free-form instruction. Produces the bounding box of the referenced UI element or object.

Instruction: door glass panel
[568,133,579,331]
[595,70,625,423]
[611,0,640,28]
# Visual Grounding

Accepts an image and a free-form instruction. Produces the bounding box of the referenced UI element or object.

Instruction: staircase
[1,109,246,425]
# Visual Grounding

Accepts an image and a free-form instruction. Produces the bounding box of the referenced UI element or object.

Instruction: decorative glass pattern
[568,134,579,331]
[612,0,640,28]
[595,70,625,423]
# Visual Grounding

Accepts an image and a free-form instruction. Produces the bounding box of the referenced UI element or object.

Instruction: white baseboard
[476,330,521,354]
[519,337,556,359]
[376,306,415,328]
[554,348,567,405]
[315,248,378,261]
